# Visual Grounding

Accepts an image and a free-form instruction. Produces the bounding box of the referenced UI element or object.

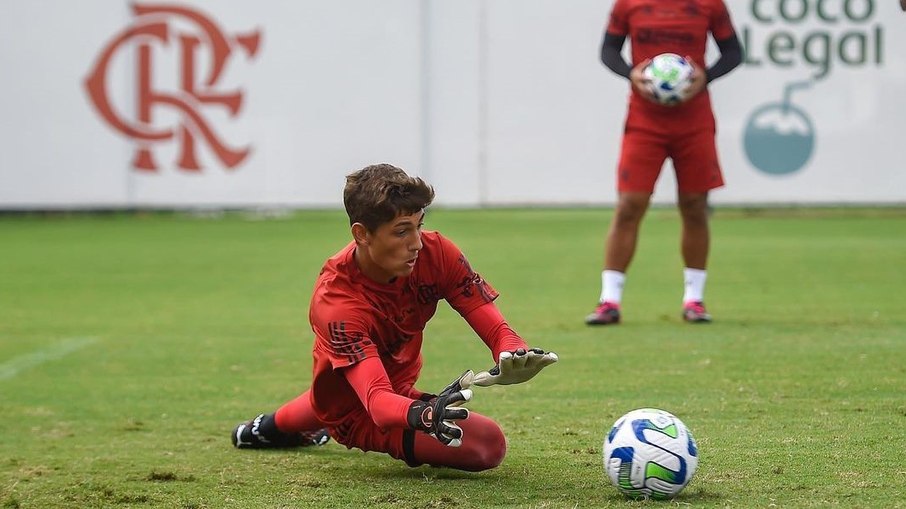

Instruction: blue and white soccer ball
[602,408,699,500]
[643,53,693,105]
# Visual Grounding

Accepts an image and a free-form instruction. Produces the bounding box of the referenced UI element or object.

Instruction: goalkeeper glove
[406,370,474,447]
[472,348,558,387]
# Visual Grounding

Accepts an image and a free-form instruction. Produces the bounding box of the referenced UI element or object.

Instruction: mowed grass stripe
[0,336,99,381]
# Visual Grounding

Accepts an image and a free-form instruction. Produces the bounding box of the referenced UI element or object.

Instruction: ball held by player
[643,53,694,105]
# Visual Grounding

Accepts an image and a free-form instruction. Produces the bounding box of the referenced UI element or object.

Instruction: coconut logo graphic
[737,0,893,176]
[743,80,815,176]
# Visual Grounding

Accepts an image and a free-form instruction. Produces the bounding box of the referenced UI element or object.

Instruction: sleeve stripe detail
[328,321,368,363]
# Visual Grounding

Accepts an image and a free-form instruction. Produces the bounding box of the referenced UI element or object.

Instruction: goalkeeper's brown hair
[344,164,435,232]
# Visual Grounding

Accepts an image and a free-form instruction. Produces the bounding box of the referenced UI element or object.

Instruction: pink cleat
[682,301,712,323]
[585,301,621,325]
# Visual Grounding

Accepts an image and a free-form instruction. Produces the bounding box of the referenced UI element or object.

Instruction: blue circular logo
[743,81,816,176]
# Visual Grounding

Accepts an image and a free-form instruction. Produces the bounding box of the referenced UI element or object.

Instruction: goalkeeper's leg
[407,412,506,471]
[274,389,326,433]
[333,410,506,471]
[232,389,331,449]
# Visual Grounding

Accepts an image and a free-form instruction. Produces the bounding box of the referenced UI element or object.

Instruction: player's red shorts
[617,101,724,194]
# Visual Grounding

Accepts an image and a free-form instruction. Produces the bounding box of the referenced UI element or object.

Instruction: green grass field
[2,208,905,508]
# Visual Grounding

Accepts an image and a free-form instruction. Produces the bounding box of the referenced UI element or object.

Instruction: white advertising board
[0,0,903,208]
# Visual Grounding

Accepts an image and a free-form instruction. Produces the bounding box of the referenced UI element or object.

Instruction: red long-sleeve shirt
[307,231,526,430]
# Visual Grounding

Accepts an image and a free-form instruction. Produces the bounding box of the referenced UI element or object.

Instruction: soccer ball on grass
[643,53,694,105]
[602,408,698,500]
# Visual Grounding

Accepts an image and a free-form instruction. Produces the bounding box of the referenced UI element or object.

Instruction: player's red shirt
[308,231,499,427]
[607,0,736,120]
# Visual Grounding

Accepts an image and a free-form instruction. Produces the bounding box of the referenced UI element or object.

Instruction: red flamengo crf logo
[84,3,261,172]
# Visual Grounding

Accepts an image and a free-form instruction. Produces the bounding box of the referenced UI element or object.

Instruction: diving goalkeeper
[230,163,558,471]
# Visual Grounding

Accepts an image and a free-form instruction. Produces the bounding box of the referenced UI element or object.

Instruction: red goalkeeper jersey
[307,231,500,427]
[607,0,736,119]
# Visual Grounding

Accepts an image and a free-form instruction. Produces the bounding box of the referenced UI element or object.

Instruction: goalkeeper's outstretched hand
[407,370,474,447]
[472,348,558,387]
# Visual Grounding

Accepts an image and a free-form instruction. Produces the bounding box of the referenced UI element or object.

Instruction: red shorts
[617,105,724,194]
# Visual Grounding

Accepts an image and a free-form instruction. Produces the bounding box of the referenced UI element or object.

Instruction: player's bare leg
[678,192,709,269]
[677,192,712,322]
[587,192,651,325]
[606,191,651,270]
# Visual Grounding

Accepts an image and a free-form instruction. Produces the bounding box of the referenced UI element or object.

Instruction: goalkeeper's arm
[464,302,558,387]
[463,302,529,363]
[343,357,473,446]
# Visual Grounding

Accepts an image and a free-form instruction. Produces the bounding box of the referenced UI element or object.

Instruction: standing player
[231,164,558,472]
[585,0,743,325]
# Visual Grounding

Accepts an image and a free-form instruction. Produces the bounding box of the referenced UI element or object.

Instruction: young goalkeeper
[230,163,558,471]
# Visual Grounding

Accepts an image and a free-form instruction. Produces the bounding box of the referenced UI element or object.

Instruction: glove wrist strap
[406,400,433,432]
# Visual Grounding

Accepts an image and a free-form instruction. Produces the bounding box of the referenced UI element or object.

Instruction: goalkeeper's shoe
[682,301,712,323]
[585,301,621,325]
[231,413,330,449]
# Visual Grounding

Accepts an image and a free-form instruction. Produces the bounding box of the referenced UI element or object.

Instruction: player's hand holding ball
[680,55,707,103]
[630,58,658,104]
[640,53,700,106]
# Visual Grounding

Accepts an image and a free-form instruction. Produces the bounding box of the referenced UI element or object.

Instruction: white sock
[600,270,625,304]
[683,268,707,303]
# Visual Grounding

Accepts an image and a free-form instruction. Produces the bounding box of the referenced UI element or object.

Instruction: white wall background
[1,0,903,209]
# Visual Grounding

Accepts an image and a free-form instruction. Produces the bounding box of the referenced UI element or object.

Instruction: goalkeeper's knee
[463,414,506,470]
[411,413,506,471]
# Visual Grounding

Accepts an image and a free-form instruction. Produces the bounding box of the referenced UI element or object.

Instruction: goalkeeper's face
[353,210,425,283]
